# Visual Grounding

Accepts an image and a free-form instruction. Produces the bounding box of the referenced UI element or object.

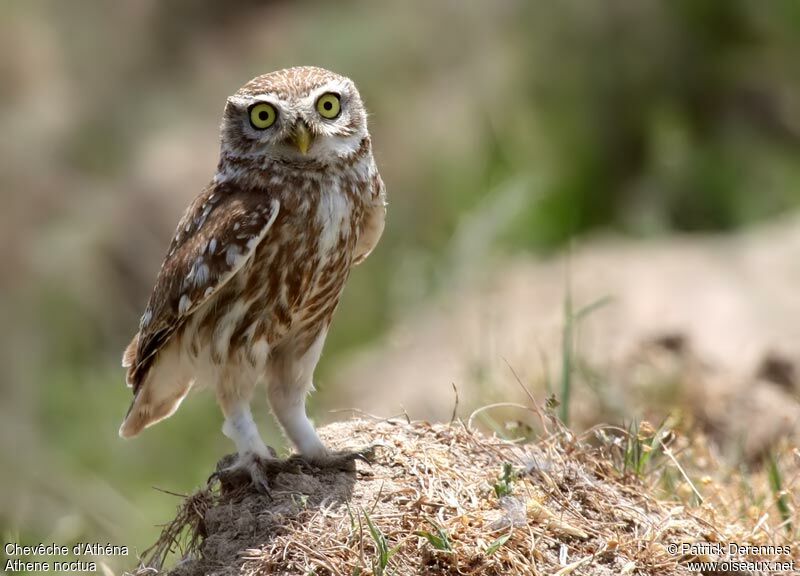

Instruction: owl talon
[301,446,377,471]
[212,452,275,497]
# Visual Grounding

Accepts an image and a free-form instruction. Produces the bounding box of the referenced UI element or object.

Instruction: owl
[119,66,386,489]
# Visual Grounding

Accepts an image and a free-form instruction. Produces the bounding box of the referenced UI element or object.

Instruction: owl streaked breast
[186,150,376,369]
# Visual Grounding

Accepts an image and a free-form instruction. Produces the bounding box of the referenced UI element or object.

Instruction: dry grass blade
[125,488,213,575]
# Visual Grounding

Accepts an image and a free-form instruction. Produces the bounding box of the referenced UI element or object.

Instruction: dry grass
[126,414,798,576]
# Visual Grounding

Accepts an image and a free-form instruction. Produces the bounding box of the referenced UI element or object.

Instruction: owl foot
[210,450,278,495]
[297,445,377,472]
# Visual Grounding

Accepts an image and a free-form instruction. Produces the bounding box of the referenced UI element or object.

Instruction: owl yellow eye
[316,93,341,119]
[249,103,277,129]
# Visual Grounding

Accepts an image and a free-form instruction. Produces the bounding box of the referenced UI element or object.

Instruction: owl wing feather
[124,183,279,392]
[353,171,387,265]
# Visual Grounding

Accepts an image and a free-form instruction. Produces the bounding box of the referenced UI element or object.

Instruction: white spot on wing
[225,245,243,266]
[179,295,193,315]
[196,203,213,229]
[246,236,261,251]
[140,308,153,329]
[192,259,210,287]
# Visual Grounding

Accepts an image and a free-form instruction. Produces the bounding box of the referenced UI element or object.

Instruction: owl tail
[119,340,192,438]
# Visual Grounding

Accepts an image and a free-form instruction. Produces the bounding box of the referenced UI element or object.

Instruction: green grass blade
[485,532,512,556]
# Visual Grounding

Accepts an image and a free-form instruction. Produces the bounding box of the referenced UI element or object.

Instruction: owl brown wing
[124,182,279,392]
[353,170,387,265]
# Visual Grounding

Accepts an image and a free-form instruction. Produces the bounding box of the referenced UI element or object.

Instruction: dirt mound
[126,419,797,575]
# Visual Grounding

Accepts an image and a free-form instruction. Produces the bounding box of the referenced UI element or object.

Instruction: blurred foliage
[3,0,800,572]
[505,0,800,247]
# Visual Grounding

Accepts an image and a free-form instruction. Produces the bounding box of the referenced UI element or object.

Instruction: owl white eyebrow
[308,81,350,102]
[227,94,280,107]
[250,94,281,103]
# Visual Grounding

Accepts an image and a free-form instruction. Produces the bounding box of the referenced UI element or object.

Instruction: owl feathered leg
[267,330,373,470]
[266,331,376,470]
[221,402,271,458]
[215,372,275,493]
[267,330,328,458]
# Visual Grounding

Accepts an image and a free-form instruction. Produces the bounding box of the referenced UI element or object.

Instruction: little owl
[119,66,386,489]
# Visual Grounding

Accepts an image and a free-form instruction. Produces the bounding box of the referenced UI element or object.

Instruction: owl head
[220,66,369,166]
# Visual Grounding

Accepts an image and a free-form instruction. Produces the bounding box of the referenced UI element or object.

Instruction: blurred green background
[3,0,800,571]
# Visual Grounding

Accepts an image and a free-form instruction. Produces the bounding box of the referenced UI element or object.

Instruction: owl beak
[291,122,313,155]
